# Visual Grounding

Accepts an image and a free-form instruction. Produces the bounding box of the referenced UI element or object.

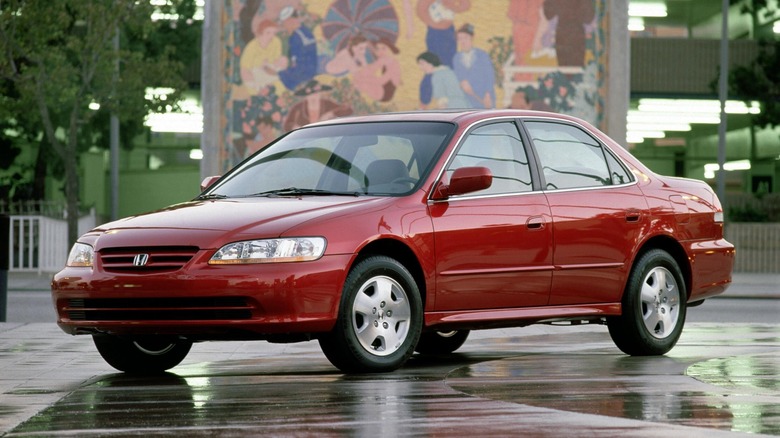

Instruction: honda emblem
[132,254,150,267]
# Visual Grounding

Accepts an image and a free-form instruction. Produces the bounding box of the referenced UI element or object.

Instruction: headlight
[66,243,94,267]
[209,237,326,264]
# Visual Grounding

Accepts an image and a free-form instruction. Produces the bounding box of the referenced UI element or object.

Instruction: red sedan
[52,110,734,374]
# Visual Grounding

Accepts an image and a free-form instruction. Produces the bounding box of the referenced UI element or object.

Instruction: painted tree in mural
[0,0,196,244]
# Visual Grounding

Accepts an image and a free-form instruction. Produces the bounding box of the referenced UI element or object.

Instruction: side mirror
[431,166,492,200]
[200,175,221,192]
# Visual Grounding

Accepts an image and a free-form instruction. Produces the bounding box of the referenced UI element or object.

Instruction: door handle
[527,216,545,230]
[625,209,642,222]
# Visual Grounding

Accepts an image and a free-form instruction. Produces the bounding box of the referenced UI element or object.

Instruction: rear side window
[525,121,631,190]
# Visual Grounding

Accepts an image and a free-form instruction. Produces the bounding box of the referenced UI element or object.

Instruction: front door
[430,121,553,311]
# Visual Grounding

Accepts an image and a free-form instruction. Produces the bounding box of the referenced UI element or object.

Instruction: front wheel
[608,249,687,356]
[93,335,192,374]
[319,256,423,373]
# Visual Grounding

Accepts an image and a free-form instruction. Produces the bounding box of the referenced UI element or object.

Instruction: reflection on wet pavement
[448,325,780,436]
[3,324,779,436]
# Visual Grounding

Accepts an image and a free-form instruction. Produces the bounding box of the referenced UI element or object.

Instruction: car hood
[89,197,387,250]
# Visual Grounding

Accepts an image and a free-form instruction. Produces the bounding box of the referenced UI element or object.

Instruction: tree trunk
[32,137,47,200]
[64,148,80,246]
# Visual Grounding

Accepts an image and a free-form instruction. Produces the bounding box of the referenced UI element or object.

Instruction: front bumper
[51,253,353,339]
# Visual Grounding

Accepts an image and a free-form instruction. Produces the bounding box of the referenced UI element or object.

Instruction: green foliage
[0,0,199,243]
[728,39,780,130]
[728,193,780,222]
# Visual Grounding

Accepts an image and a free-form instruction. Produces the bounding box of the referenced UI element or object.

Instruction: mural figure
[283,80,354,132]
[320,0,402,102]
[419,71,433,108]
[415,0,470,67]
[507,0,545,64]
[543,0,595,67]
[353,39,402,102]
[240,19,287,94]
[325,35,372,76]
[278,6,319,90]
[452,23,495,108]
[245,115,278,157]
[416,51,469,109]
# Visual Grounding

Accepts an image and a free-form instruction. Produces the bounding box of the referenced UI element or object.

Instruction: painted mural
[221,0,607,171]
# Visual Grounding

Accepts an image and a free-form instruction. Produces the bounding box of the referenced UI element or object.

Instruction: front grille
[66,297,254,321]
[99,246,199,273]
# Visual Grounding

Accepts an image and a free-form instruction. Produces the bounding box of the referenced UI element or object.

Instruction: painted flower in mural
[321,0,399,52]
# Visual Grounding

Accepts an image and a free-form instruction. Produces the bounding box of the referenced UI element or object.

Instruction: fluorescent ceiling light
[628,17,645,31]
[626,133,645,144]
[703,160,752,179]
[629,2,667,17]
[627,122,691,132]
[628,111,721,125]
[637,99,760,115]
[627,130,665,139]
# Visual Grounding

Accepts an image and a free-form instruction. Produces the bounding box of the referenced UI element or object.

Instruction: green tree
[0,0,195,244]
[728,39,780,131]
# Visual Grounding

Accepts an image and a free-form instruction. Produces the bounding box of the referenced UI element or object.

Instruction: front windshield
[206,122,455,197]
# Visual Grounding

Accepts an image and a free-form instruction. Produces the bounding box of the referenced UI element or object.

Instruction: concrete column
[200,0,224,180]
[607,0,629,147]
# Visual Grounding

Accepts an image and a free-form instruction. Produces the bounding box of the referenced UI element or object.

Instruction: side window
[604,150,633,185]
[525,121,614,190]
[447,122,532,195]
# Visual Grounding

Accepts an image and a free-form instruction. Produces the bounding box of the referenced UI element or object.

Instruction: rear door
[430,120,553,310]
[522,120,648,305]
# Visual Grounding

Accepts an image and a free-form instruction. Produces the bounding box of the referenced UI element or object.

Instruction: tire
[608,249,687,356]
[93,334,192,374]
[319,256,423,373]
[415,330,470,355]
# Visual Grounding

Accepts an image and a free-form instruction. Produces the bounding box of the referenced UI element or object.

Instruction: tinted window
[525,121,613,190]
[447,122,532,195]
[605,149,633,185]
[208,122,454,197]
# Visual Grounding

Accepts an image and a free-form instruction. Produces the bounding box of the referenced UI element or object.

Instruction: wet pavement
[1,322,778,437]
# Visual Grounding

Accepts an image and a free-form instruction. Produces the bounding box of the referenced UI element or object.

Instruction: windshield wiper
[249,187,360,197]
[196,193,228,200]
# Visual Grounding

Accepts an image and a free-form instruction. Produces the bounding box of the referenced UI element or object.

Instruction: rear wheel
[608,249,687,356]
[319,256,422,373]
[415,330,470,355]
[93,335,192,374]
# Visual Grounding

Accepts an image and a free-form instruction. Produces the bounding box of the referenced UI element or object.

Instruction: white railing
[8,210,96,274]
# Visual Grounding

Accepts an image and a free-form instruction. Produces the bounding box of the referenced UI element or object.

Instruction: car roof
[307,109,591,128]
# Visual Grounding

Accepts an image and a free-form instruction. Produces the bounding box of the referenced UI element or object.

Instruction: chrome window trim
[427,115,639,203]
